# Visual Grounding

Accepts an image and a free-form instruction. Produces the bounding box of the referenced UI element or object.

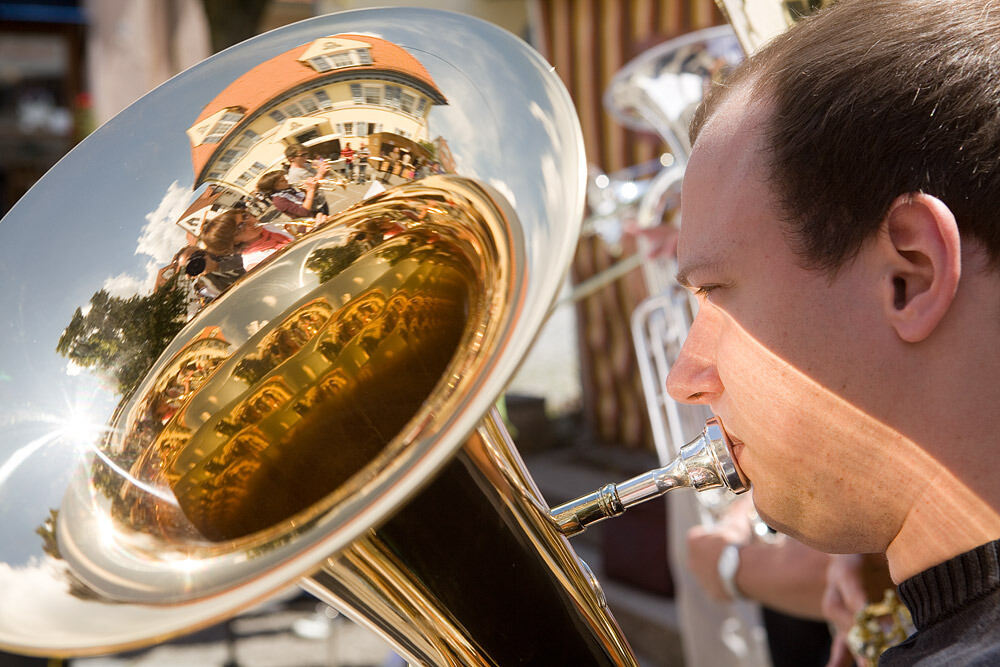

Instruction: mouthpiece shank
[550,417,749,536]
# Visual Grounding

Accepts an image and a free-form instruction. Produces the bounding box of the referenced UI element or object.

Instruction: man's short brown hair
[692,0,1000,271]
[256,170,287,195]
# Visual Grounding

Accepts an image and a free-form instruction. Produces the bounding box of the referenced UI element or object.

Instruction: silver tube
[550,417,749,537]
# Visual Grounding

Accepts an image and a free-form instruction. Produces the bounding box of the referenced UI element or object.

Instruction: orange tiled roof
[190,34,446,180]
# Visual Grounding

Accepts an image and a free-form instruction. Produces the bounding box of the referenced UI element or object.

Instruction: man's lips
[728,437,746,466]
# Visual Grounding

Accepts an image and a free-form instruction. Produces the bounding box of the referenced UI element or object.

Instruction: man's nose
[665,312,724,404]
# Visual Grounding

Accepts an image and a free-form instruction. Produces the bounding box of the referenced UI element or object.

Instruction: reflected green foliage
[418,140,438,161]
[56,277,189,398]
[36,508,60,560]
[305,244,364,284]
[90,454,123,502]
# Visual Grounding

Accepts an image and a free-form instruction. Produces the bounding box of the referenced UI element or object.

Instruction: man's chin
[752,503,827,551]
[753,501,875,554]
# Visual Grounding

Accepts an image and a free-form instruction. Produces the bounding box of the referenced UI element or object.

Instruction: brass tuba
[0,8,745,665]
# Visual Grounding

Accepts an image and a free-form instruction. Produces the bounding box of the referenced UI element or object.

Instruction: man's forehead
[677,89,774,275]
[691,85,769,167]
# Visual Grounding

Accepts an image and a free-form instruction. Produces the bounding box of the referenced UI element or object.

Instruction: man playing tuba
[668,0,1000,663]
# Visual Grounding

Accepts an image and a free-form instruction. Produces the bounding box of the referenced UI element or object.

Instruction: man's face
[668,89,913,552]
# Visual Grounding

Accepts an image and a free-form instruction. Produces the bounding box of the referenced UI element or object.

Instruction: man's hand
[822,554,869,639]
[686,511,752,602]
[821,553,893,667]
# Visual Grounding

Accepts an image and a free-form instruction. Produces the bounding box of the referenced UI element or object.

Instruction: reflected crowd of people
[155,141,444,318]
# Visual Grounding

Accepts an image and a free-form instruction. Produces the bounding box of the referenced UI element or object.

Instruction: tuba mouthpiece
[550,417,749,536]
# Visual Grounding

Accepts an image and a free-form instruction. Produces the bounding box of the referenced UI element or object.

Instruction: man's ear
[880,193,961,343]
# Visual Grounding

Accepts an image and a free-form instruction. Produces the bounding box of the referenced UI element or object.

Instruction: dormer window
[300,37,375,73]
[306,48,371,72]
[204,111,242,143]
[187,108,245,147]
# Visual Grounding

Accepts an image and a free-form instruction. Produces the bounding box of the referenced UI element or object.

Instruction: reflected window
[299,97,318,113]
[269,109,286,123]
[234,129,259,149]
[358,48,373,65]
[350,83,363,104]
[400,92,415,115]
[384,85,401,109]
[416,98,427,116]
[309,56,333,72]
[237,161,267,186]
[364,86,381,105]
[332,52,352,68]
[284,101,304,117]
[343,122,353,135]
[315,89,332,109]
[204,111,243,144]
[219,148,241,165]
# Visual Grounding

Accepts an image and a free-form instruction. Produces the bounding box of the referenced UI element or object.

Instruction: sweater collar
[897,539,1000,630]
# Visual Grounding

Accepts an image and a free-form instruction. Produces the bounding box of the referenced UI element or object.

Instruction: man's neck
[887,469,1000,582]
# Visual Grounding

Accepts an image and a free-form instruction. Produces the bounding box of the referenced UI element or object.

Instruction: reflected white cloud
[0,557,178,647]
[102,271,146,298]
[138,181,196,266]
[487,178,517,211]
[98,181,195,297]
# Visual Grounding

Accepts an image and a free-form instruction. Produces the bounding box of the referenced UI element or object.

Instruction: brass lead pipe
[551,417,750,536]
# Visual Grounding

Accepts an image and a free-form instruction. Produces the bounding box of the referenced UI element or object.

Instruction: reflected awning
[368,132,431,160]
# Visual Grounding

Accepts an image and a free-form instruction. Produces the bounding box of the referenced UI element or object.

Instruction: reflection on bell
[167,228,473,541]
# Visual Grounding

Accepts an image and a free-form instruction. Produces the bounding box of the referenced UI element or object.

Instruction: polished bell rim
[0,7,585,655]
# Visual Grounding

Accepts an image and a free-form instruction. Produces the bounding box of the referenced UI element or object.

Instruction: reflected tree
[305,243,364,284]
[56,277,188,398]
[418,140,437,161]
[36,508,60,560]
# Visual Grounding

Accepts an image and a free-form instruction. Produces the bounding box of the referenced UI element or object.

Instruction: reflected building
[102,327,233,536]
[185,34,449,196]
[433,135,456,174]
[153,228,473,541]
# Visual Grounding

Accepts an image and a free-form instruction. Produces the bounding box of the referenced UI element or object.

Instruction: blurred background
[1,1,726,665]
